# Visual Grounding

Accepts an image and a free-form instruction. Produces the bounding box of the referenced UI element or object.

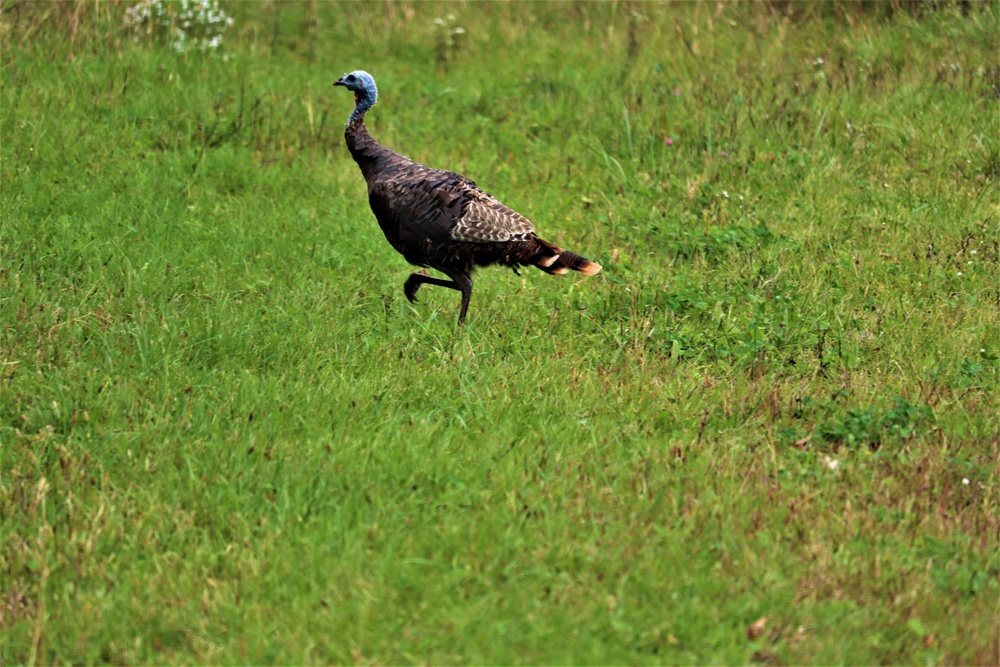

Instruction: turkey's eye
[347,74,356,82]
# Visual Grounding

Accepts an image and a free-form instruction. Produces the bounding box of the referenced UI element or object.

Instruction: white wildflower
[125,0,233,52]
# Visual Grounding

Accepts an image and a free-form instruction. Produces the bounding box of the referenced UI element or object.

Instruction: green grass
[2,1,998,664]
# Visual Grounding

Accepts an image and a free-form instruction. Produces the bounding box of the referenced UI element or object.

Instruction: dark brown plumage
[334,70,601,325]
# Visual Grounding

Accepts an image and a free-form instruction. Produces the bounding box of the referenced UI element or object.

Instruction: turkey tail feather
[534,246,601,276]
[555,250,602,276]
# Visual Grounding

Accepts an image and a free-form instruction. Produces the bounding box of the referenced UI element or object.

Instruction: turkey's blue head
[334,70,378,122]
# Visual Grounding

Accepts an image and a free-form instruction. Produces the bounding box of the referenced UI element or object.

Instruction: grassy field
[2,1,998,664]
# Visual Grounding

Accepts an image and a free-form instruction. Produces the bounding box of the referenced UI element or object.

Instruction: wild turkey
[333,70,601,325]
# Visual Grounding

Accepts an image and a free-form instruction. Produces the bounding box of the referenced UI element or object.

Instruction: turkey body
[335,70,601,324]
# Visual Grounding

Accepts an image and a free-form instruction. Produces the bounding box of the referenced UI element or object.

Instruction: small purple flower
[673,88,681,96]
[720,150,728,157]
[665,137,674,146]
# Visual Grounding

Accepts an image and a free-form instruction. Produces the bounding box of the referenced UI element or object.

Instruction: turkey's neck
[345,116,392,183]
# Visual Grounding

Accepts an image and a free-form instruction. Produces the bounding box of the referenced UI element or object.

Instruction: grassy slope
[2,2,998,664]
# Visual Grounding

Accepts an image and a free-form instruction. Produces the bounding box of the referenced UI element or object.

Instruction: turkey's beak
[333,76,346,87]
